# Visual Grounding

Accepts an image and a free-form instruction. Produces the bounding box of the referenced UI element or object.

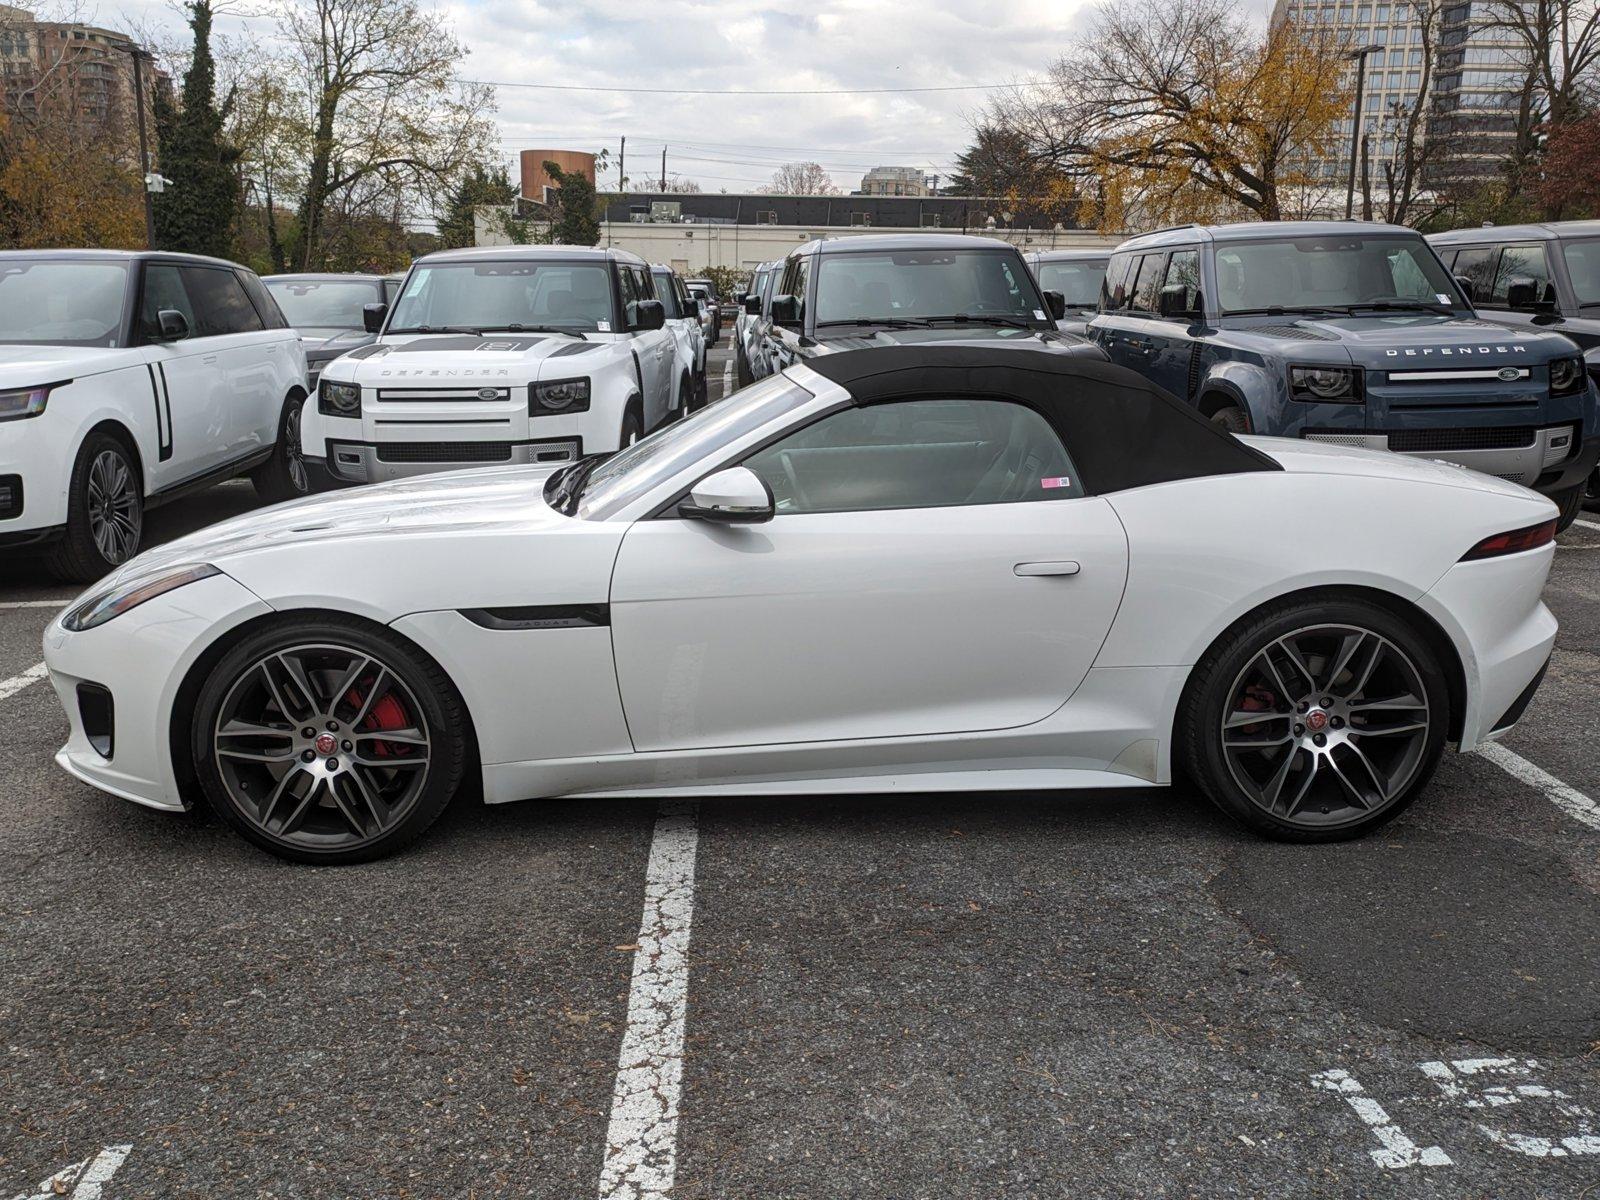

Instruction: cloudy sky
[105,0,1125,194]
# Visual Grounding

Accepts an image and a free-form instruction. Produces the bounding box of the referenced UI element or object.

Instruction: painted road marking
[1573,517,1600,534]
[721,355,733,400]
[8,1145,131,1200]
[0,600,67,609]
[1311,1068,1452,1168]
[598,800,700,1200]
[1419,1059,1600,1157]
[0,661,47,703]
[1477,741,1600,832]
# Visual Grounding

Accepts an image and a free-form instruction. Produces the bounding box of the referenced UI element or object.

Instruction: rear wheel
[1179,598,1448,841]
[736,341,753,388]
[620,408,642,448]
[251,393,311,504]
[46,431,143,582]
[192,618,469,864]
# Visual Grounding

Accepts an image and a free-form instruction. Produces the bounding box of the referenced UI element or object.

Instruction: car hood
[102,464,570,584]
[1243,434,1555,504]
[325,332,609,386]
[1223,314,1577,367]
[304,329,376,360]
[0,342,142,384]
[812,327,1102,356]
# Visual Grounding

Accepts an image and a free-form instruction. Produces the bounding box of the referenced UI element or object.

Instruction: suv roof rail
[1127,223,1202,239]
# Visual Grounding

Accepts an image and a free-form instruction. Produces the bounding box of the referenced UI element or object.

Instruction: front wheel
[251,394,312,504]
[1584,466,1600,513]
[620,408,642,448]
[1210,405,1250,434]
[1178,598,1448,841]
[1551,482,1583,532]
[46,432,143,582]
[192,617,469,863]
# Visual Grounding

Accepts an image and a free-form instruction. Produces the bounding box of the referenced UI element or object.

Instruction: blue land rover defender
[1090,221,1600,527]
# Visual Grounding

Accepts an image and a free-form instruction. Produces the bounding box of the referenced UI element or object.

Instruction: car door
[179,264,279,460]
[626,265,674,426]
[1093,251,1145,371]
[135,262,233,485]
[1479,243,1558,336]
[609,397,1130,751]
[769,253,809,369]
[1140,248,1203,399]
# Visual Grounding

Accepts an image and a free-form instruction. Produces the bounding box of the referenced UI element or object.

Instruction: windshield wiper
[476,324,588,339]
[386,324,483,335]
[814,318,933,329]
[925,313,1039,329]
[544,452,608,516]
[1221,306,1343,317]
[1342,301,1456,316]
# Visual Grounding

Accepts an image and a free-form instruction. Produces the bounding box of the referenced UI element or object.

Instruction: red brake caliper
[344,687,410,758]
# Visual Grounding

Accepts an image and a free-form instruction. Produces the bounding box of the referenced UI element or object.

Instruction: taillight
[1461,519,1558,561]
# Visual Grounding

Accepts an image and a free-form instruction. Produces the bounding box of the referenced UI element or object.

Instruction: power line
[464,77,1031,96]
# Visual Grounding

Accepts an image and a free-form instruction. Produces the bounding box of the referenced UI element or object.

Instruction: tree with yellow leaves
[986,0,1350,229]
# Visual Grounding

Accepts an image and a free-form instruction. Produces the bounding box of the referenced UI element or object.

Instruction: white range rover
[302,245,680,484]
[0,249,309,581]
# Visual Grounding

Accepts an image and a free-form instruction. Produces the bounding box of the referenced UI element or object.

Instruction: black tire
[736,341,753,388]
[1210,405,1251,434]
[191,615,470,864]
[693,369,708,411]
[620,407,643,448]
[1178,596,1449,842]
[1584,466,1600,513]
[1551,482,1584,532]
[45,430,143,583]
[251,393,312,504]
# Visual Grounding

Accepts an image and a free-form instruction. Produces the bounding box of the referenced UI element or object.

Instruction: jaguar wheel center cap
[1305,709,1329,733]
[314,733,338,756]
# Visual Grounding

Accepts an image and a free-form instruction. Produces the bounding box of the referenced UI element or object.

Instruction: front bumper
[43,571,273,812]
[1303,424,1596,496]
[0,415,70,537]
[311,435,582,484]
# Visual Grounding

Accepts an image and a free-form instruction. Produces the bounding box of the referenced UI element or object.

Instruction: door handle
[202,355,219,363]
[1014,560,1081,577]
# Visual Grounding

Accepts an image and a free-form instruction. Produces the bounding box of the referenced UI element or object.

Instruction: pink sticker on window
[1040,476,1072,489]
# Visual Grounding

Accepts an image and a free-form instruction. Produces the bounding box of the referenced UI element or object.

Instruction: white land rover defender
[301,246,679,485]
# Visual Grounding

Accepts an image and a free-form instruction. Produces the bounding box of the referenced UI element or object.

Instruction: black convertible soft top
[803,346,1280,494]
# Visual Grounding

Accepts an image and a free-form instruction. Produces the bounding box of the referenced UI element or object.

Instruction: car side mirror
[630,298,666,331]
[362,302,388,333]
[679,466,774,524]
[156,309,190,341]
[743,295,761,315]
[1453,274,1478,303]
[1044,290,1067,320]
[770,294,798,326]
[1158,284,1198,319]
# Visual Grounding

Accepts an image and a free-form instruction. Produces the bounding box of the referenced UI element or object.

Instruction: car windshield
[1037,259,1107,308]
[1561,239,1600,307]
[264,277,381,334]
[572,373,815,519]
[1215,235,1463,314]
[387,261,613,333]
[0,259,128,347]
[814,249,1047,326]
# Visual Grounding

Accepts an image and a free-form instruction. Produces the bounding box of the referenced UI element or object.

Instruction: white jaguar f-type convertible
[43,347,1559,862]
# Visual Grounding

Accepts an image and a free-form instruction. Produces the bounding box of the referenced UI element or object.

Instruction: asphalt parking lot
[2,340,1598,1199]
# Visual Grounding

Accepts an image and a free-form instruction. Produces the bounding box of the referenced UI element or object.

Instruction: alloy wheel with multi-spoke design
[1219,623,1434,829]
[285,401,308,493]
[87,448,141,565]
[210,643,434,851]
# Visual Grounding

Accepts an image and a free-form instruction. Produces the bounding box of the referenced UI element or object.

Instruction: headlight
[0,384,52,422]
[61,563,221,632]
[1290,365,1364,403]
[318,379,361,417]
[1549,356,1586,397]
[532,377,591,413]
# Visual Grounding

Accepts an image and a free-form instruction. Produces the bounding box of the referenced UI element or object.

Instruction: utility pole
[128,45,155,249]
[619,136,625,191]
[1344,44,1382,221]
[660,145,667,191]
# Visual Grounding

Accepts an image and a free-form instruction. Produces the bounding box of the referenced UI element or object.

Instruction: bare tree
[985,0,1350,227]
[759,161,839,195]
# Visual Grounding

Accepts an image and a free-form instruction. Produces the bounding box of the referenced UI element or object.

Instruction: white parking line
[1477,741,1600,832]
[0,600,67,609]
[8,1144,131,1200]
[598,800,700,1200]
[0,661,47,702]
[1574,518,1600,534]
[721,356,733,399]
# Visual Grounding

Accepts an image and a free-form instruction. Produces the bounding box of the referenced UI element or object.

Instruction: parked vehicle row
[263,272,402,389]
